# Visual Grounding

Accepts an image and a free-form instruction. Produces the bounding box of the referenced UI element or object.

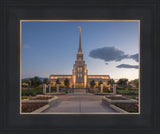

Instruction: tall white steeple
[78,26,82,54]
[72,26,88,88]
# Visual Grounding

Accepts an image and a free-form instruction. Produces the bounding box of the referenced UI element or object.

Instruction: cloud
[129,53,139,62]
[116,64,138,69]
[23,44,30,48]
[89,46,139,63]
[115,54,130,61]
[89,47,129,62]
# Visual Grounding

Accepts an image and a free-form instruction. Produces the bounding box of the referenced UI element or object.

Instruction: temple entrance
[76,82,84,88]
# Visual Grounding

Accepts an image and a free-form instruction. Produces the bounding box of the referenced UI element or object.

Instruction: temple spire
[78,26,82,54]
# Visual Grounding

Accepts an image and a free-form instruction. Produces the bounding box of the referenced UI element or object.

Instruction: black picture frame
[0,0,160,133]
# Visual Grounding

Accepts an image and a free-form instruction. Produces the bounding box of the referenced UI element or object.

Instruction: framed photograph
[1,0,159,133]
[20,20,140,114]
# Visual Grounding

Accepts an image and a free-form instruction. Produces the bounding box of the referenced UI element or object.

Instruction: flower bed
[30,96,53,100]
[22,103,46,113]
[21,96,58,113]
[115,103,138,113]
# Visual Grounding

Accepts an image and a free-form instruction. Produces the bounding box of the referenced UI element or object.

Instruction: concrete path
[43,93,117,113]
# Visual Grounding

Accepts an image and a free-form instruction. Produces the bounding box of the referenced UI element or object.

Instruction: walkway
[43,92,117,113]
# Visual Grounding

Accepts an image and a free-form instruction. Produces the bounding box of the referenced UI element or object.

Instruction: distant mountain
[22,77,48,81]
[39,77,48,81]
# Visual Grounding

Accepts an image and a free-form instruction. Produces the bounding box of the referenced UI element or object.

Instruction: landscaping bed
[115,103,138,113]
[21,95,58,113]
[22,103,46,113]
[102,95,138,105]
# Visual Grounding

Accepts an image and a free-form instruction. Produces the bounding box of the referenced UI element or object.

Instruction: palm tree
[107,79,115,87]
[30,76,42,87]
[64,78,70,93]
[98,81,103,85]
[117,78,128,87]
[90,80,96,88]
[64,78,70,88]
[43,78,50,84]
[56,79,61,84]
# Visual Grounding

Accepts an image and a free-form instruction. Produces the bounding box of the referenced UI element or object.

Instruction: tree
[129,79,139,88]
[107,79,115,87]
[117,78,128,87]
[30,76,42,87]
[43,78,50,84]
[56,79,61,84]
[22,79,30,87]
[98,81,103,85]
[90,80,96,88]
[64,78,70,88]
[22,79,30,84]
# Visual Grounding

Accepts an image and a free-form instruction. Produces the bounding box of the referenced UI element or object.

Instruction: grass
[21,96,32,100]
[117,89,138,95]
[126,96,138,100]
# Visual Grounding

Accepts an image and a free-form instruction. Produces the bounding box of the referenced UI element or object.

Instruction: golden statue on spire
[78,26,81,32]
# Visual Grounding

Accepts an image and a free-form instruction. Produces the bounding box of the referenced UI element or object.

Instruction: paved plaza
[43,92,117,113]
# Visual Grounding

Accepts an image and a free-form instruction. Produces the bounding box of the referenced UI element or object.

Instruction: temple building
[49,27,110,88]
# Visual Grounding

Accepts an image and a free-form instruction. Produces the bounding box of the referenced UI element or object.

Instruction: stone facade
[49,27,110,88]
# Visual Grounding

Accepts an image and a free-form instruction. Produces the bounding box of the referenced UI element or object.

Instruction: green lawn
[21,96,32,100]
[126,96,138,100]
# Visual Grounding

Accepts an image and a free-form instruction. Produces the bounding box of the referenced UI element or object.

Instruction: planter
[31,104,50,113]
[102,96,138,113]
[94,93,115,96]
[110,104,128,113]
[22,96,58,105]
[45,92,66,95]
[102,96,138,105]
[22,96,58,113]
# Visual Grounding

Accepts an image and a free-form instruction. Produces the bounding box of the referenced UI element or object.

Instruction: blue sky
[21,21,139,80]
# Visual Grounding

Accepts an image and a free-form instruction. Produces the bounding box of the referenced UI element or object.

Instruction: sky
[21,21,139,81]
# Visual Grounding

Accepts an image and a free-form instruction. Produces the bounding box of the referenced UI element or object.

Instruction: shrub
[103,89,111,93]
[51,87,56,92]
[21,88,43,96]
